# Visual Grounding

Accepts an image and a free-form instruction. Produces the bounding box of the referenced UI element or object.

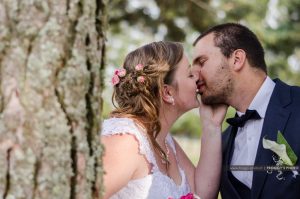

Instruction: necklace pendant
[156,138,170,166]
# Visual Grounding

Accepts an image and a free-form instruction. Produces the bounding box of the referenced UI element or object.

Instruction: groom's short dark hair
[193,23,267,73]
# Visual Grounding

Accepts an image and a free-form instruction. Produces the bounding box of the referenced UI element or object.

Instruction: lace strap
[101,117,157,168]
[166,133,177,155]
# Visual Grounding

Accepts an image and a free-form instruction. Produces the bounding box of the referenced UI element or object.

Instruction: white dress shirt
[230,76,275,188]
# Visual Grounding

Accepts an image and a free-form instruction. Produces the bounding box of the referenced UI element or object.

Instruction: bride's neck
[156,106,180,144]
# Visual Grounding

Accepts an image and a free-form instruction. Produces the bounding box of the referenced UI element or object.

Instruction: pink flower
[167,193,197,199]
[135,63,144,71]
[114,68,126,77]
[118,68,127,77]
[137,76,145,83]
[180,193,194,199]
[112,75,120,86]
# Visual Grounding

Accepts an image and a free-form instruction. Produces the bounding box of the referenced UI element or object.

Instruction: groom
[192,23,300,199]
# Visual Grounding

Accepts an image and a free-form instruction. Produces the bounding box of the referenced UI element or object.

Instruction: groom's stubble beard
[201,61,233,105]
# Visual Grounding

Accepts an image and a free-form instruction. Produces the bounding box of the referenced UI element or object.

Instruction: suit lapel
[251,79,291,199]
[222,126,241,198]
[225,126,238,166]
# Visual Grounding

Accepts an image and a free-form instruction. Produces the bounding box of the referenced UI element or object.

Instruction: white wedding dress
[101,117,191,199]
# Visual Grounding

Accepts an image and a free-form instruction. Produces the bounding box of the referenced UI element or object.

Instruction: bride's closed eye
[188,68,195,78]
[188,73,194,78]
[188,70,198,79]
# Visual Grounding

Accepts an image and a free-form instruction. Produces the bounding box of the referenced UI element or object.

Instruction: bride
[101,41,227,199]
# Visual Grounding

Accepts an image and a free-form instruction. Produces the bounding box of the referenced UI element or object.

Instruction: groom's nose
[195,68,203,80]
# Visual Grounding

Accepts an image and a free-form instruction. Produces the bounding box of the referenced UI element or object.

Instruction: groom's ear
[230,49,246,71]
[162,84,174,104]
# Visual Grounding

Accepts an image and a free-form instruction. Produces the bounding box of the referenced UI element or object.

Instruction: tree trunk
[0,0,107,198]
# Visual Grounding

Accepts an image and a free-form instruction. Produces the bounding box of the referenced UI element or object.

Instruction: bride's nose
[191,68,200,79]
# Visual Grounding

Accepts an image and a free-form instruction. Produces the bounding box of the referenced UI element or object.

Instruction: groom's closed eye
[193,57,207,67]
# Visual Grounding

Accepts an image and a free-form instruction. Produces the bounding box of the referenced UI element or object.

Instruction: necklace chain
[161,139,170,165]
[134,120,170,169]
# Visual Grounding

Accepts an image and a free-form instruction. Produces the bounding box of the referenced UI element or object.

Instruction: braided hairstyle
[111,41,183,168]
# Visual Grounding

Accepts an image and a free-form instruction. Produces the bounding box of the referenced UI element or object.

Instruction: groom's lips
[196,81,205,94]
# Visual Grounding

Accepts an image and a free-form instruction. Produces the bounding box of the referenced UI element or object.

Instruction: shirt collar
[237,76,275,118]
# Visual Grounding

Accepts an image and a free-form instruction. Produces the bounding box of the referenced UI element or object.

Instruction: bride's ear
[162,84,175,105]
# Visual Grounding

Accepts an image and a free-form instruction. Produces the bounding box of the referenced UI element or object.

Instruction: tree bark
[0,0,107,198]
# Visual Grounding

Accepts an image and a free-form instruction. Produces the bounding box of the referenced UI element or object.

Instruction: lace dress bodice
[101,117,191,199]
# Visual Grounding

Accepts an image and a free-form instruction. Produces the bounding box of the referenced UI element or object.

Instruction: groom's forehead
[192,43,204,60]
[196,33,215,47]
[193,35,215,53]
[192,45,215,62]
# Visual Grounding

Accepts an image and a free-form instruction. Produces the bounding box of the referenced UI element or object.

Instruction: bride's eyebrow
[187,65,193,73]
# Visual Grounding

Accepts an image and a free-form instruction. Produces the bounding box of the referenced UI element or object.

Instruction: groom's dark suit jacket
[220,79,300,199]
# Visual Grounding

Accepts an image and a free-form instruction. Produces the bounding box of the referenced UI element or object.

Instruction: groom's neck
[230,70,267,112]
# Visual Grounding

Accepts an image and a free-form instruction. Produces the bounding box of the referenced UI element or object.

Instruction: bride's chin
[192,101,200,109]
[183,105,197,112]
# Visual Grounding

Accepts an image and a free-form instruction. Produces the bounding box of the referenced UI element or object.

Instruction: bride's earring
[170,97,175,106]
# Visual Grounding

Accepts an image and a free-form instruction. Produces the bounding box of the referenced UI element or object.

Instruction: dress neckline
[104,117,186,187]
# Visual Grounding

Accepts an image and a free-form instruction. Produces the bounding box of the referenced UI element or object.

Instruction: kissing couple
[101,23,300,199]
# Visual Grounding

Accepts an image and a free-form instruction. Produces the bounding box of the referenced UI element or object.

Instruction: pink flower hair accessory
[137,76,145,83]
[111,75,120,86]
[114,68,127,77]
[135,63,144,71]
[112,68,127,86]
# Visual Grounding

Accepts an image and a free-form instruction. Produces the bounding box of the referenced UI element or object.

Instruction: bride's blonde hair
[111,41,183,167]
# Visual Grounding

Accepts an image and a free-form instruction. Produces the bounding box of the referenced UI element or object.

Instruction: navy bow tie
[226,109,261,127]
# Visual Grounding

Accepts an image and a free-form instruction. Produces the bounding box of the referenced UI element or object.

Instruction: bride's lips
[196,81,205,94]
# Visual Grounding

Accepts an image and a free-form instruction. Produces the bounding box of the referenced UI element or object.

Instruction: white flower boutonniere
[263,131,299,179]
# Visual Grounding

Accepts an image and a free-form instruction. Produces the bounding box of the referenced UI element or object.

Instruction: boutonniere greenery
[263,131,299,179]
